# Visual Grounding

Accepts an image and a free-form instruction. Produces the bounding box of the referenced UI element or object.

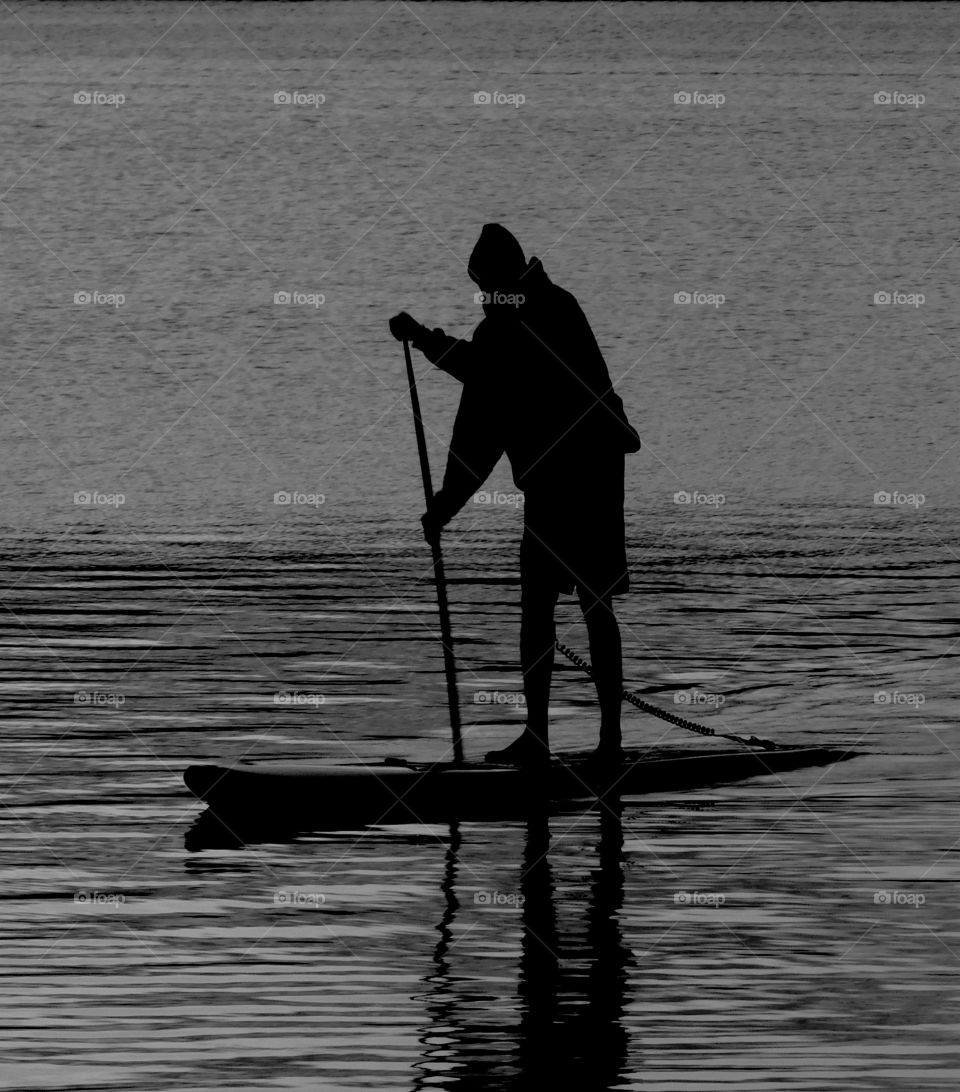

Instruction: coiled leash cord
[554,639,778,752]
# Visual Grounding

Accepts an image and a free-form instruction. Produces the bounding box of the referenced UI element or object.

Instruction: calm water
[2,2,960,1088]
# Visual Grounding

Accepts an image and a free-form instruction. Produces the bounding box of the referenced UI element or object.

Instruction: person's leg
[520,581,559,750]
[485,536,559,765]
[578,587,623,758]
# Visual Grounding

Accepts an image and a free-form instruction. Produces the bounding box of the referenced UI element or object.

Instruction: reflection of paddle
[402,337,464,764]
[410,820,462,1092]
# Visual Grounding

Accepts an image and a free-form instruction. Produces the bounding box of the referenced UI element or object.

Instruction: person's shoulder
[552,283,581,313]
[544,282,587,328]
[529,263,580,315]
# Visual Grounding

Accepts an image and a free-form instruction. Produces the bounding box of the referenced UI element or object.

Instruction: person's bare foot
[484,731,550,766]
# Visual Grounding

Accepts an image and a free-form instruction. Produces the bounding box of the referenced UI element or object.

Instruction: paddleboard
[184,744,854,828]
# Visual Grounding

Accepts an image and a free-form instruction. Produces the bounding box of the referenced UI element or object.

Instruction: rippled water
[3,514,958,1089]
[3,1,960,1088]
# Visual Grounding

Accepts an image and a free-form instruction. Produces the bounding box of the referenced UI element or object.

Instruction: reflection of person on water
[390,224,640,767]
[515,807,631,1089]
[412,809,632,1090]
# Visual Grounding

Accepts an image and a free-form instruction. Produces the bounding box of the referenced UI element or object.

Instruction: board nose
[183,764,222,800]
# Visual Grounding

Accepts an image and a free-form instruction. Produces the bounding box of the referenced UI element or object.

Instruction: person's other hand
[420,508,444,545]
[389,312,421,342]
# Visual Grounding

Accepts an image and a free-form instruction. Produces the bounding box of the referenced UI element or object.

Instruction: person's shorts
[519,455,628,600]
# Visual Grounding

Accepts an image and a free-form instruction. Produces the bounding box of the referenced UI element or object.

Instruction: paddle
[402,337,464,764]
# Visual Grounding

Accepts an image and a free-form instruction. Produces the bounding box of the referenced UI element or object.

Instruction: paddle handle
[403,338,464,765]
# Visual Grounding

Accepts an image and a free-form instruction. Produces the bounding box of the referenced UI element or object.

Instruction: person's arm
[430,375,505,525]
[390,310,487,384]
[414,322,487,385]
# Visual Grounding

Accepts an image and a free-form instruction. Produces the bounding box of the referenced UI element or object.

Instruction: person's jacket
[414,257,640,523]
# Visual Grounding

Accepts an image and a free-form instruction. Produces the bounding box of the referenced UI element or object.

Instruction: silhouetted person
[390,224,640,767]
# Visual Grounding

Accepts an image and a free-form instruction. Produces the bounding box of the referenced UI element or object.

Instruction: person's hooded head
[468,224,528,318]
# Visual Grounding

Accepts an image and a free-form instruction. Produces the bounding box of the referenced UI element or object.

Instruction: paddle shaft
[402,337,464,764]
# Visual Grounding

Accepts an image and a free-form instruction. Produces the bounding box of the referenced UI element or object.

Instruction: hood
[467,224,527,289]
